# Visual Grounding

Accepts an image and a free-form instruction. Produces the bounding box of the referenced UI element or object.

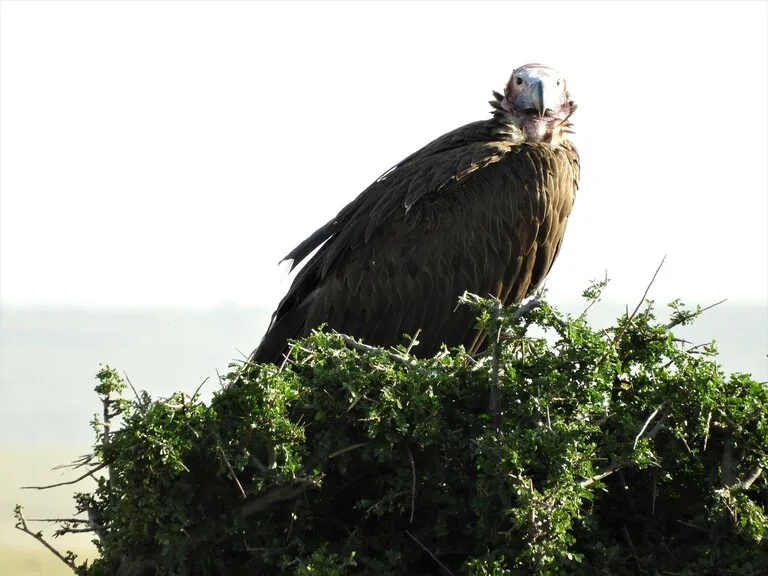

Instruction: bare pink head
[500,63,573,143]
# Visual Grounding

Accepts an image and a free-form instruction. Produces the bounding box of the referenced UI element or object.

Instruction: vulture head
[499,63,574,144]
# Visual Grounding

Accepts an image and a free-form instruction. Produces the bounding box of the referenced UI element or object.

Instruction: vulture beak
[531,80,546,116]
[530,78,559,117]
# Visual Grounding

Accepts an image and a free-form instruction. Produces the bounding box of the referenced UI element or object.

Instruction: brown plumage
[250,63,579,364]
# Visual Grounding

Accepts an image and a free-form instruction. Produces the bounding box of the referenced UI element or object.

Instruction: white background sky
[1,1,766,309]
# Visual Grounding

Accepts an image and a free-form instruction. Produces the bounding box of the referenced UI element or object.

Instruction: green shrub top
[16,287,768,575]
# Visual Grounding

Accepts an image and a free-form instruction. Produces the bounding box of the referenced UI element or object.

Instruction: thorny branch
[634,405,665,449]
[53,452,96,472]
[327,442,369,459]
[739,466,764,491]
[27,517,90,524]
[578,461,625,489]
[664,299,728,330]
[14,505,77,571]
[718,413,765,491]
[57,526,99,535]
[492,297,542,427]
[406,530,457,576]
[240,478,320,517]
[218,445,247,500]
[335,332,429,374]
[490,300,503,429]
[613,256,666,347]
[406,443,416,524]
[123,371,147,412]
[580,408,667,489]
[465,295,542,363]
[579,270,610,319]
[19,373,122,570]
[21,462,107,490]
[406,329,422,355]
[100,384,116,501]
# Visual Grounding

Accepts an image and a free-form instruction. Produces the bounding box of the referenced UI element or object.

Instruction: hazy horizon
[2,297,765,447]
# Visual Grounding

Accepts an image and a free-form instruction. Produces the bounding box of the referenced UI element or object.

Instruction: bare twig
[278,343,295,372]
[647,414,667,441]
[327,443,369,459]
[99,386,116,504]
[365,491,410,515]
[477,297,543,427]
[278,353,290,373]
[239,447,268,474]
[52,453,96,472]
[54,526,96,534]
[462,293,542,356]
[14,506,77,571]
[346,392,365,413]
[677,519,707,532]
[578,461,624,488]
[241,478,320,517]
[622,525,646,573]
[679,341,713,354]
[228,349,258,387]
[406,444,416,524]
[27,517,89,524]
[665,298,728,330]
[216,368,227,390]
[334,333,428,374]
[123,371,143,407]
[507,297,543,323]
[614,256,666,346]
[490,302,503,429]
[583,405,667,489]
[703,411,712,451]
[406,329,422,355]
[739,466,763,490]
[717,408,740,433]
[405,530,456,576]
[634,405,664,449]
[193,376,209,398]
[21,463,107,490]
[218,446,247,500]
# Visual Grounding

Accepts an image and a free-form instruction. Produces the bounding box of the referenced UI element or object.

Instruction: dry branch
[613,256,666,346]
[21,463,107,490]
[334,332,428,374]
[240,478,320,517]
[405,530,456,576]
[14,506,77,571]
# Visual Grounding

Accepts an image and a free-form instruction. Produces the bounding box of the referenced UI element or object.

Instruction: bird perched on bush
[251,63,579,364]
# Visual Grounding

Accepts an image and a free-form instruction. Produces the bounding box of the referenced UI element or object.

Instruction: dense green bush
[16,284,767,575]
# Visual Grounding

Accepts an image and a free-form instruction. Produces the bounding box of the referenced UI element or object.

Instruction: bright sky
[1,1,766,309]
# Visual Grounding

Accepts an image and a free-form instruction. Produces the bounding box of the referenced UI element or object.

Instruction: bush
[15,283,768,575]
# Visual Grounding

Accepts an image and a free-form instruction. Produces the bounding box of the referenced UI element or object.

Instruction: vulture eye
[514,76,523,86]
[556,79,562,87]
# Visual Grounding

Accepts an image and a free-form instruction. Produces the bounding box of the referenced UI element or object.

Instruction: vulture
[250,63,579,365]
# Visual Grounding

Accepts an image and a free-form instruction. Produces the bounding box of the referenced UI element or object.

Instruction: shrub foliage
[15,284,768,575]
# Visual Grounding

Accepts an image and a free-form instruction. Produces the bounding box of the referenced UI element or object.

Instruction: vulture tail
[249,307,305,366]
